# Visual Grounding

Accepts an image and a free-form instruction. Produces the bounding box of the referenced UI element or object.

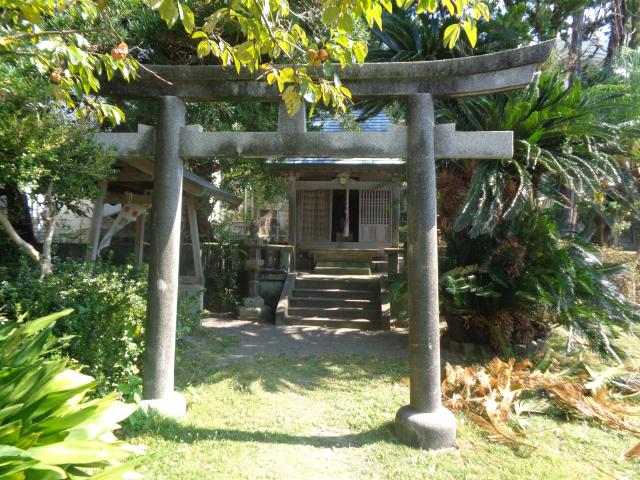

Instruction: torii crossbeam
[96,40,554,449]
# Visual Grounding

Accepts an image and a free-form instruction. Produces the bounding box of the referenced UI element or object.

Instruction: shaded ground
[199,316,410,363]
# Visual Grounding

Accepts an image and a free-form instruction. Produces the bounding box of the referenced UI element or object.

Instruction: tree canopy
[1,0,489,119]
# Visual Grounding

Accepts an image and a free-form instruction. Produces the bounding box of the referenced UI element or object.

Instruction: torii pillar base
[140,391,187,418]
[395,406,456,450]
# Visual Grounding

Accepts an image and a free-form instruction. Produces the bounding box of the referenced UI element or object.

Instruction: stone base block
[178,282,204,317]
[238,296,272,322]
[238,306,262,319]
[395,405,456,450]
[140,391,187,417]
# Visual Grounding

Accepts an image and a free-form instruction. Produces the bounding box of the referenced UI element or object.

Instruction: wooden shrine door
[299,190,331,242]
[359,189,392,243]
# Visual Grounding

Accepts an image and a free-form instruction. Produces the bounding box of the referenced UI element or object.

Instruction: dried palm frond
[466,412,535,448]
[441,357,640,454]
[542,381,640,434]
[442,357,538,447]
[623,440,640,458]
[583,365,628,393]
[610,374,640,396]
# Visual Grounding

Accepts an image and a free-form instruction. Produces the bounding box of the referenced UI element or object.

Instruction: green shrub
[0,309,142,479]
[176,290,202,339]
[202,240,244,311]
[0,260,146,394]
[440,210,640,358]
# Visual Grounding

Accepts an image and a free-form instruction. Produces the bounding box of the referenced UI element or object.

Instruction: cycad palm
[445,71,640,237]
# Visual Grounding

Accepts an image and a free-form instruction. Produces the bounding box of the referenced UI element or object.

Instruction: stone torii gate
[97,40,553,449]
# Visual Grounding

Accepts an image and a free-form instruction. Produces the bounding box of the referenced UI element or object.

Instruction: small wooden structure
[85,149,241,293]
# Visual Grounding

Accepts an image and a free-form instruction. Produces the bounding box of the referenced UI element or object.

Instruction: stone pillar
[141,96,186,417]
[395,93,456,449]
[287,174,297,271]
[391,187,401,248]
[278,100,306,134]
[386,249,400,277]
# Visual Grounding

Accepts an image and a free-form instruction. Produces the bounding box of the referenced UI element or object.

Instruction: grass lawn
[126,330,640,480]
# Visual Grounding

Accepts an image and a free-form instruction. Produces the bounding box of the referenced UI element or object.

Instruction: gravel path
[201,316,409,363]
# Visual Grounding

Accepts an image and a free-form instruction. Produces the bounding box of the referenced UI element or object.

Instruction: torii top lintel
[102,41,554,101]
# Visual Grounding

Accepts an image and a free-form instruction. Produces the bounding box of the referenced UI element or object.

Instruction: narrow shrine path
[197,316,409,363]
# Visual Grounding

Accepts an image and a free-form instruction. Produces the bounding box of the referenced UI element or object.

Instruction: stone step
[289,296,377,309]
[284,271,383,330]
[314,266,371,275]
[313,250,380,263]
[288,306,381,320]
[295,278,379,291]
[316,260,371,268]
[284,316,380,330]
[292,288,378,300]
[370,260,388,274]
[296,274,378,283]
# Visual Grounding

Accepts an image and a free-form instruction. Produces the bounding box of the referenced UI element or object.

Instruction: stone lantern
[238,223,271,322]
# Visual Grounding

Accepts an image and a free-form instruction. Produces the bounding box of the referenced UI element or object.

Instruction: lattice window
[360,189,391,225]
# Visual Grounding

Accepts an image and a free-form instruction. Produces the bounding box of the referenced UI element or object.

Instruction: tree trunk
[606,0,628,61]
[39,183,56,277]
[629,0,640,49]
[562,8,585,235]
[569,8,585,82]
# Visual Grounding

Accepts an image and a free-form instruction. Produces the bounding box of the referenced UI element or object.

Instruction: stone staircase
[313,260,371,276]
[278,273,385,330]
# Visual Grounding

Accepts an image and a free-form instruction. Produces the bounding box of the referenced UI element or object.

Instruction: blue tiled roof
[282,110,403,166]
[310,110,393,132]
[281,157,404,165]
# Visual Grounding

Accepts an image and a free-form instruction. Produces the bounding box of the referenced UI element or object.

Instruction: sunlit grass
[127,330,640,480]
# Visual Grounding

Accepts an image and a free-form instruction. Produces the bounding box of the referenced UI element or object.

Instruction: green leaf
[158,0,179,27]
[197,41,211,58]
[416,0,438,13]
[321,6,340,25]
[179,3,195,33]
[477,1,490,20]
[27,441,131,466]
[20,310,72,340]
[282,86,301,116]
[353,42,368,64]
[12,325,54,367]
[336,15,353,33]
[442,0,455,15]
[0,444,30,459]
[443,23,461,49]
[334,36,351,48]
[462,22,477,48]
[89,458,144,480]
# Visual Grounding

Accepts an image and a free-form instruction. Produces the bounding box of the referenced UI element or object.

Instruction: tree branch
[0,209,41,264]
[4,28,109,42]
